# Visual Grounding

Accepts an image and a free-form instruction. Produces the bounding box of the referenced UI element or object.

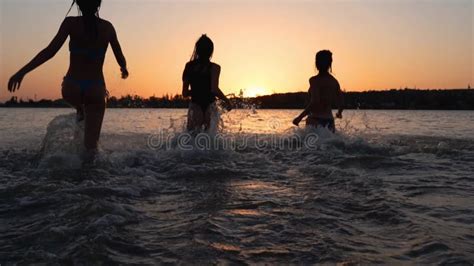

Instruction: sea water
[0,108,473,264]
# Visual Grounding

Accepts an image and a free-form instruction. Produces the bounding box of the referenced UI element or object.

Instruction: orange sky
[1,0,472,101]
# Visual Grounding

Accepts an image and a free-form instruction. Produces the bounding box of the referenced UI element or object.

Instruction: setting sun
[1,1,471,101]
[244,86,272,98]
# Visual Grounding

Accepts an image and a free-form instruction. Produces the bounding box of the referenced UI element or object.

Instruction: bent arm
[335,83,344,114]
[293,100,312,126]
[295,94,314,121]
[214,88,231,103]
[182,80,191,97]
[297,104,311,120]
[210,65,231,104]
[110,24,127,71]
[182,63,191,97]
[15,18,70,76]
[295,80,318,120]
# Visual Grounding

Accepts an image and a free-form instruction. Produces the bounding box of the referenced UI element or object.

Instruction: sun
[244,86,271,98]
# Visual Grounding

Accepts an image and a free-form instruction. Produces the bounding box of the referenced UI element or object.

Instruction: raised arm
[109,23,128,79]
[210,64,232,110]
[8,18,71,92]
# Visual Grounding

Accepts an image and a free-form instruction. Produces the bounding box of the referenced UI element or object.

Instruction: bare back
[309,73,343,119]
[8,11,128,152]
[66,17,115,80]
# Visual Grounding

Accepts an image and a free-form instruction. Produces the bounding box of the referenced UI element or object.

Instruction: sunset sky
[0,0,472,101]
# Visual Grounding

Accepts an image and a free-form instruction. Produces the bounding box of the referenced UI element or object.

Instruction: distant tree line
[107,94,189,108]
[345,89,474,110]
[0,97,69,108]
[253,89,474,110]
[1,89,473,110]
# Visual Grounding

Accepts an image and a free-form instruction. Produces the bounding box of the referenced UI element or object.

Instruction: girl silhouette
[293,50,344,132]
[8,0,128,154]
[182,35,232,131]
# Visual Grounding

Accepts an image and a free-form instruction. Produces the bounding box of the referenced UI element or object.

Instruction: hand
[336,111,343,119]
[293,116,302,126]
[121,67,129,79]
[8,72,25,92]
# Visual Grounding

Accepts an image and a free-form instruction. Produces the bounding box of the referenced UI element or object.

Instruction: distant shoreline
[1,89,473,110]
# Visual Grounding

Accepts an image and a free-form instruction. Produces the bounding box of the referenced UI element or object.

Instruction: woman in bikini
[293,50,344,132]
[8,0,128,153]
[182,34,232,131]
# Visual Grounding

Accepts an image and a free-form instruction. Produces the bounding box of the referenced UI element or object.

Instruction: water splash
[37,113,85,169]
[2,109,473,264]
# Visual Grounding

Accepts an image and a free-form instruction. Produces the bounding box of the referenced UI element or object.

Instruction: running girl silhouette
[182,35,232,131]
[8,0,128,153]
[293,50,344,132]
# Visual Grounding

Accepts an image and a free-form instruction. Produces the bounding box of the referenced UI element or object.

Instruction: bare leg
[76,105,85,122]
[83,85,107,151]
[61,79,83,114]
[187,103,204,131]
[62,79,106,151]
[203,103,217,130]
[305,116,318,127]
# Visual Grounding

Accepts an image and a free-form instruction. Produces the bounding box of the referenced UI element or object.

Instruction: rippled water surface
[1,108,473,264]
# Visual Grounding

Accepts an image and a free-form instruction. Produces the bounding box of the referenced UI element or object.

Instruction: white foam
[37,113,85,169]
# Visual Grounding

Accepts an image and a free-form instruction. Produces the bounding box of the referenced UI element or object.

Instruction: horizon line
[3,87,472,103]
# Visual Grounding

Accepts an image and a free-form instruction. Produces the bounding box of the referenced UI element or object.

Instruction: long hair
[315,50,333,73]
[66,0,102,40]
[190,34,214,63]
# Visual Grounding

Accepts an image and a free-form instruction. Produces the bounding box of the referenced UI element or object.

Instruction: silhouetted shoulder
[99,18,113,28]
[64,16,81,27]
[60,16,76,30]
[97,19,117,41]
[329,74,341,89]
[210,63,221,72]
[65,16,80,21]
[64,16,75,23]
[64,16,112,30]
[183,61,194,73]
[97,19,113,32]
[328,74,338,81]
[309,76,318,86]
[183,62,193,81]
[185,61,193,68]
